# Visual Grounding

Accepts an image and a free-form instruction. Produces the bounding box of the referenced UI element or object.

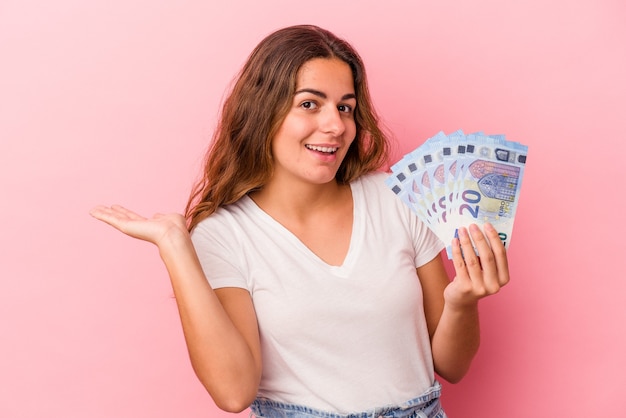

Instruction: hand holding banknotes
[445,223,510,309]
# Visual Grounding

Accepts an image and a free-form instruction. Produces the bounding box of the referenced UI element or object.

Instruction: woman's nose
[320,107,346,136]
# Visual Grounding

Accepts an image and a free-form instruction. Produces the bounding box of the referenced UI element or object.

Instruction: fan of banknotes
[385,130,528,258]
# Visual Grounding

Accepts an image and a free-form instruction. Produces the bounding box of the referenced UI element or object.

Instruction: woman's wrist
[158,226,194,261]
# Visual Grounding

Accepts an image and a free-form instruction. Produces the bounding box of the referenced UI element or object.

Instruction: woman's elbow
[438,371,465,384]
[204,383,257,413]
[213,395,255,413]
[435,363,471,384]
[199,375,259,413]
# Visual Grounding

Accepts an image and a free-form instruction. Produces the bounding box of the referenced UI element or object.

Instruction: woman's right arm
[90,205,262,412]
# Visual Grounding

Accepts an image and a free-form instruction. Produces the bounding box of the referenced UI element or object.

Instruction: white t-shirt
[191,171,444,413]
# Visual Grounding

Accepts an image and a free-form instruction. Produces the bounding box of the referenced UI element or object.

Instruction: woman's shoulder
[353,170,389,185]
[352,171,393,195]
[352,170,417,219]
[191,197,255,238]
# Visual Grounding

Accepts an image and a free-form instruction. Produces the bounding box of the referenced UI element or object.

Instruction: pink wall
[2,1,625,416]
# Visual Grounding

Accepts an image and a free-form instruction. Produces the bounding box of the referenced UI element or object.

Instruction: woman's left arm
[417,222,510,383]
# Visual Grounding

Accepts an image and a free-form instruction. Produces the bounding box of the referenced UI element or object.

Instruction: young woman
[90,25,509,418]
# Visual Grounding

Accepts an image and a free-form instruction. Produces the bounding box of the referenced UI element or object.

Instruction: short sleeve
[190,220,249,291]
[366,171,444,268]
[410,215,445,267]
[381,174,444,267]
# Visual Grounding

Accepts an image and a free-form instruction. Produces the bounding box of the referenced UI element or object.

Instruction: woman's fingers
[109,204,145,221]
[483,223,510,287]
[91,205,144,223]
[467,224,501,295]
[449,224,511,302]
[450,236,466,276]
[90,205,147,236]
[458,226,482,274]
[90,205,124,226]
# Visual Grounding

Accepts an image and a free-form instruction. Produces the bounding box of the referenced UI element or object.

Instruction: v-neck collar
[242,180,363,277]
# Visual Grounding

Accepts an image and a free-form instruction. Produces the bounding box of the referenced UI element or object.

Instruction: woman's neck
[249,177,350,224]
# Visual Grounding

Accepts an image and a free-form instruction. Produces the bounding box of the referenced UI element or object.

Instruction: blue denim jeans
[249,381,446,418]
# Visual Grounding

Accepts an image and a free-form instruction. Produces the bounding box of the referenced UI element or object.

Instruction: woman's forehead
[295,58,355,92]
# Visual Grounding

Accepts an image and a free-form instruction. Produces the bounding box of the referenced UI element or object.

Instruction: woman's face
[269,58,357,187]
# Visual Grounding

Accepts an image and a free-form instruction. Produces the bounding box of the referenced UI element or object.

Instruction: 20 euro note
[443,137,528,257]
[386,130,528,259]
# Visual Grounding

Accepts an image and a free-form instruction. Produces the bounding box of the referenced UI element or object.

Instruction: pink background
[2,0,625,416]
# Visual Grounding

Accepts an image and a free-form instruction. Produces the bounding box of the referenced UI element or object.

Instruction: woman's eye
[300,101,317,110]
[338,104,353,114]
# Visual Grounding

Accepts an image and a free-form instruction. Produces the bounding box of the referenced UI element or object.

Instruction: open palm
[89,205,189,246]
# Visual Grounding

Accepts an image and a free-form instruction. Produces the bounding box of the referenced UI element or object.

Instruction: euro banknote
[386,130,528,258]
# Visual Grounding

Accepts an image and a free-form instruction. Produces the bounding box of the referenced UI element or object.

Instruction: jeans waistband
[250,381,446,418]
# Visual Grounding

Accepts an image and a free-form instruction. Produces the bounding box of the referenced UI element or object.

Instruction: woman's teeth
[305,144,338,154]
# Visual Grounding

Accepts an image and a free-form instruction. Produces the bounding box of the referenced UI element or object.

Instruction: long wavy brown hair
[185,25,390,231]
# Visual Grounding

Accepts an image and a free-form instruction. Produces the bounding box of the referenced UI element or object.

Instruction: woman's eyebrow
[294,88,356,101]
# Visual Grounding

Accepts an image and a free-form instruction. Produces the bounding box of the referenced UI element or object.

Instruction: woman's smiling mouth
[305,144,338,154]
